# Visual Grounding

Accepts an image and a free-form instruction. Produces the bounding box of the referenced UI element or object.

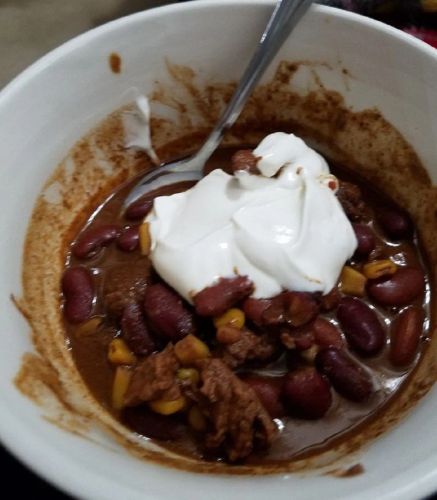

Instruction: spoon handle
[124,0,313,207]
[194,0,313,166]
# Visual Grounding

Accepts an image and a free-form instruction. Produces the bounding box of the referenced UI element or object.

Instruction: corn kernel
[339,266,367,296]
[139,222,151,255]
[112,366,132,410]
[149,396,187,415]
[363,259,398,279]
[188,406,207,432]
[108,338,137,365]
[174,334,210,365]
[301,345,319,363]
[76,316,102,336]
[177,368,200,385]
[213,308,245,330]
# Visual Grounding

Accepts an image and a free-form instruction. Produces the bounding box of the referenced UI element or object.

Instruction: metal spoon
[124,0,313,209]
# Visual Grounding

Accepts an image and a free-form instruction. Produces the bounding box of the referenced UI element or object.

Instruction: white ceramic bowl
[1,1,437,499]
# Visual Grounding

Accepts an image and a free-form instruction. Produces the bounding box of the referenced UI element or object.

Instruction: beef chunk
[336,181,366,221]
[221,329,277,368]
[124,344,181,407]
[104,257,152,317]
[230,150,260,174]
[249,292,319,328]
[194,358,277,461]
[280,318,344,352]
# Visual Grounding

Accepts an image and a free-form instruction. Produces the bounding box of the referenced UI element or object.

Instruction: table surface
[0,0,168,89]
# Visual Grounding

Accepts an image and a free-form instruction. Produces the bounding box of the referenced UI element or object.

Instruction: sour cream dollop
[146,132,357,302]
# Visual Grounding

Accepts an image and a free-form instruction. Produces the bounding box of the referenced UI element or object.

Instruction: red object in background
[403,27,437,48]
[317,1,437,49]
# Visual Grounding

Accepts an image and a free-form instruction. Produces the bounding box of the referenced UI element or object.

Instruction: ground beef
[103,257,152,317]
[280,327,314,351]
[319,287,341,311]
[194,358,277,461]
[262,292,319,327]
[221,329,277,368]
[336,181,366,220]
[230,150,260,174]
[124,344,181,407]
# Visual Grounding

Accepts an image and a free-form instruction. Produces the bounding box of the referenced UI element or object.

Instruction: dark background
[1,444,73,498]
[2,442,436,499]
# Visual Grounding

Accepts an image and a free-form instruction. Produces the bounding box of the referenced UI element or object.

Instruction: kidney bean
[261,294,287,326]
[193,276,254,317]
[62,267,94,324]
[390,306,424,367]
[313,318,344,349]
[316,348,373,402]
[121,302,156,355]
[144,283,194,340]
[122,406,182,440]
[73,224,120,259]
[282,368,332,419]
[242,297,272,326]
[125,197,154,221]
[337,297,385,356]
[367,267,425,306]
[352,223,375,259]
[117,226,140,252]
[242,375,285,418]
[378,207,413,240]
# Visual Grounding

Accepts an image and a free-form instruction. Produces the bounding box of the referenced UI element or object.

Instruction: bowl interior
[0,2,437,499]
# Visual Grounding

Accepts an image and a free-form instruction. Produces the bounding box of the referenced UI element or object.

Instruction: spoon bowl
[123,0,313,210]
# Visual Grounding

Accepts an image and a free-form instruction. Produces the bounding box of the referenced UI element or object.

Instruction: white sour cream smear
[146,132,357,302]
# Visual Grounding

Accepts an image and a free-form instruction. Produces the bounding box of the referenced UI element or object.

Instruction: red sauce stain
[109,53,122,74]
[333,463,365,477]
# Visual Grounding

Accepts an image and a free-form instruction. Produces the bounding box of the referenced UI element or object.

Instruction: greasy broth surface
[65,147,431,464]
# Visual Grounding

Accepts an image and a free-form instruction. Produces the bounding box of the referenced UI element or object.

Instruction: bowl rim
[1,1,437,499]
[1,0,437,106]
